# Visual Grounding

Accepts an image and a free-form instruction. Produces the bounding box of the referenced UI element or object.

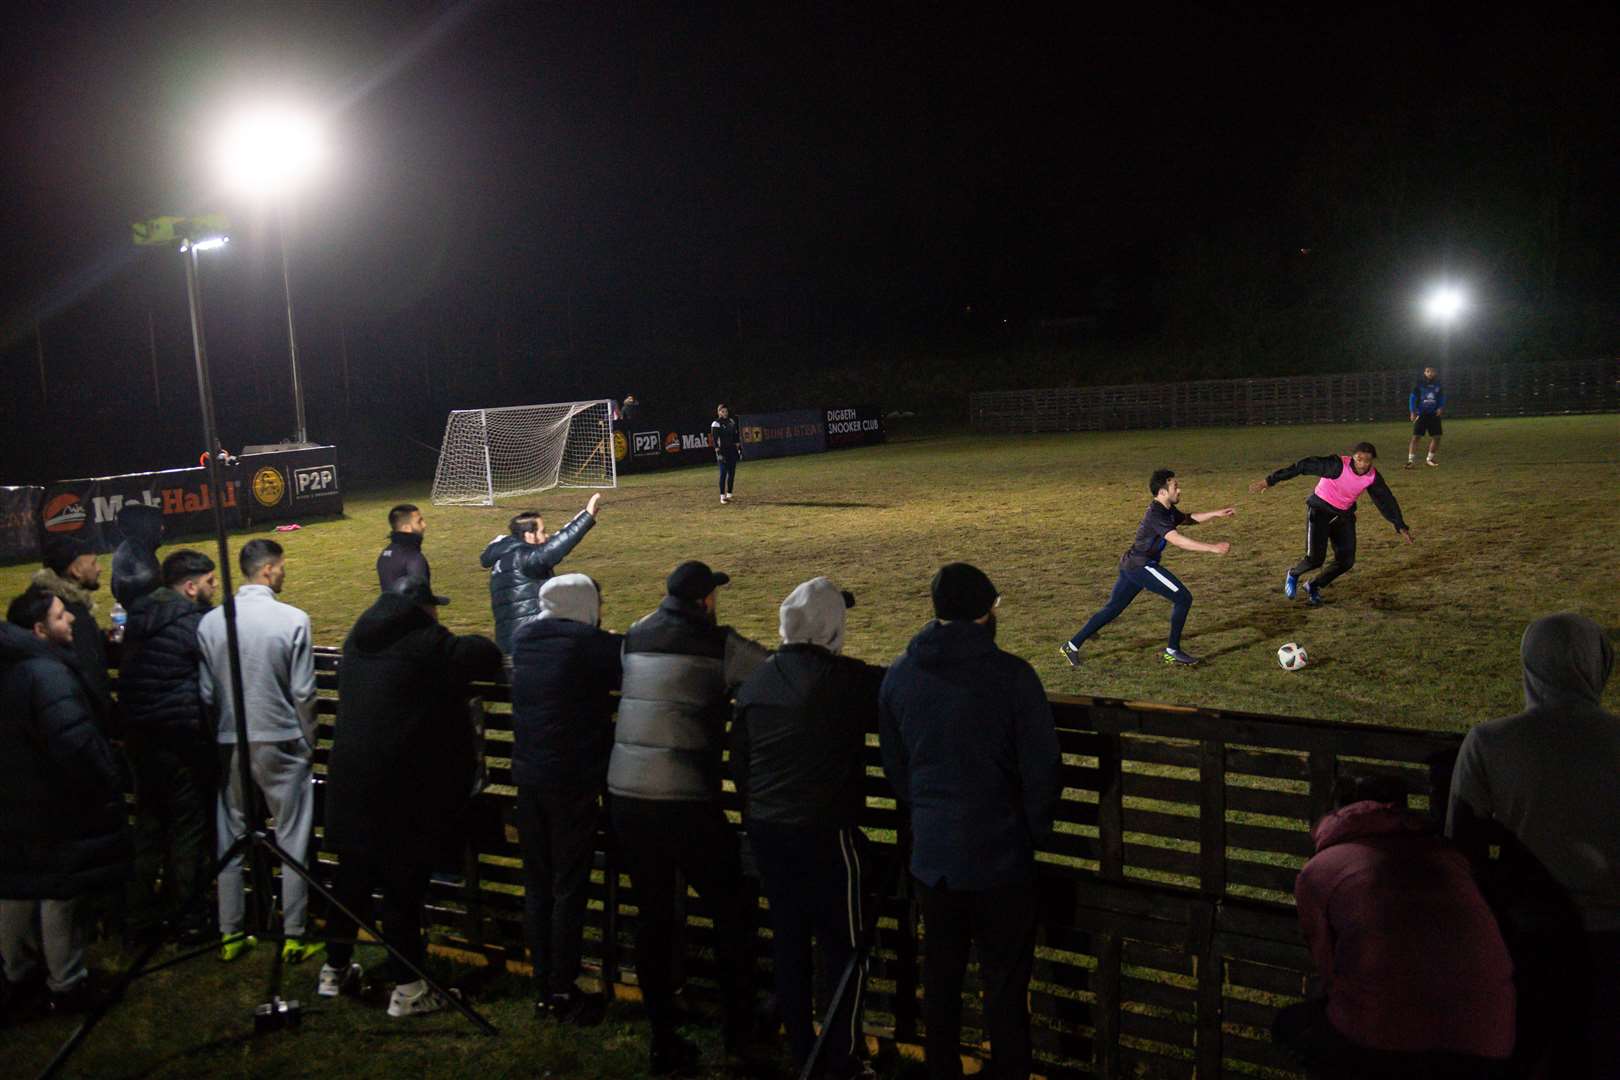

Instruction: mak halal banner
[34,445,343,555]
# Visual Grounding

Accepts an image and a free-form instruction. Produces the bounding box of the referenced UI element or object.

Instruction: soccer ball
[1277,642,1308,671]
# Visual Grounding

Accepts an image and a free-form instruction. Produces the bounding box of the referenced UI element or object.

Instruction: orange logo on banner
[664,432,681,454]
[42,492,88,533]
[612,431,628,462]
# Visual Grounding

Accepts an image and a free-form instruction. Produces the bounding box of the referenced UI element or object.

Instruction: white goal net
[431,400,617,506]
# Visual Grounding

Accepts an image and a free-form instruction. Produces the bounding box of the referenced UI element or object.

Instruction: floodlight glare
[218,107,323,195]
[184,236,230,253]
[1422,285,1468,325]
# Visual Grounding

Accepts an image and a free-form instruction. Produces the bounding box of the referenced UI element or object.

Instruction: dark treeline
[1,6,1614,484]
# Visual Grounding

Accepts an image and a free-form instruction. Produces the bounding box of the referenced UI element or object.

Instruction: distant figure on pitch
[1408,366,1445,468]
[480,493,602,656]
[1060,469,1234,668]
[376,504,429,593]
[1249,441,1412,607]
[712,403,742,504]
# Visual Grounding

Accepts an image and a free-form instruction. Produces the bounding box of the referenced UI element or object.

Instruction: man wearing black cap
[33,536,112,726]
[321,575,502,1016]
[880,562,1061,1080]
[606,560,770,1073]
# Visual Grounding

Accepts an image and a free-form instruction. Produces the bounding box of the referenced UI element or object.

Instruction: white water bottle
[110,602,128,644]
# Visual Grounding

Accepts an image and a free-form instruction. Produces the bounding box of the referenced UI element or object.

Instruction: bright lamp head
[1422,285,1468,326]
[218,107,323,196]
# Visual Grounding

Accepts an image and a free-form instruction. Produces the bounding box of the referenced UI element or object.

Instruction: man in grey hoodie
[1447,613,1619,1078]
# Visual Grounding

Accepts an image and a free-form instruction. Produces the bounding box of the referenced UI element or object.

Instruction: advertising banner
[614,405,883,474]
[26,446,342,556]
[738,409,826,460]
[823,404,885,448]
[0,486,45,562]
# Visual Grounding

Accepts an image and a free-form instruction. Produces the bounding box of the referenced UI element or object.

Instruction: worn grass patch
[5,414,1614,730]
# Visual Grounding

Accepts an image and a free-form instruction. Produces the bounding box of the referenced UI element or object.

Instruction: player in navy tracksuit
[711,404,742,504]
[1408,367,1445,468]
[1061,469,1235,668]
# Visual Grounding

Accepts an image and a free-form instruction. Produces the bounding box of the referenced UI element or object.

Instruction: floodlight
[1422,285,1468,326]
[218,107,323,196]
[181,236,230,253]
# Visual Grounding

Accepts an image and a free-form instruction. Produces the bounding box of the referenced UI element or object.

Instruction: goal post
[431,399,617,506]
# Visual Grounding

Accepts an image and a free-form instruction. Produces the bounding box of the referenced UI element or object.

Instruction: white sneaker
[317,961,363,998]
[720,494,729,504]
[387,979,448,1017]
[1426,458,1439,467]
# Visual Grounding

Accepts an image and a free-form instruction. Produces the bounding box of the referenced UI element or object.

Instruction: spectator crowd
[2,491,1615,1080]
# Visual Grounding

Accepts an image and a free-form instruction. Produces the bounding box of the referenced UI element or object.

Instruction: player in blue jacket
[1407,366,1445,468]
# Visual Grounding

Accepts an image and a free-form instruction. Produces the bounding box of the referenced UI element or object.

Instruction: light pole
[219,107,323,445]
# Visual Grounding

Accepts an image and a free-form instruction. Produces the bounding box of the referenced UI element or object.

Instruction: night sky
[2,2,1615,478]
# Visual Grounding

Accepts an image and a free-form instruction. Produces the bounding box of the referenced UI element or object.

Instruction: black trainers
[1059,641,1082,667]
[1162,648,1201,666]
[545,989,604,1027]
[649,1032,702,1076]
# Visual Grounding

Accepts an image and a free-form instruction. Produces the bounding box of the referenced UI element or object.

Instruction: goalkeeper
[481,493,603,655]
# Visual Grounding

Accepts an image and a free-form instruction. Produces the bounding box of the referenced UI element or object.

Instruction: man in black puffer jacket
[1,585,131,1012]
[606,560,769,1074]
[733,576,885,1080]
[33,536,112,730]
[119,550,218,944]
[321,576,503,1017]
[480,493,602,655]
[510,573,623,1024]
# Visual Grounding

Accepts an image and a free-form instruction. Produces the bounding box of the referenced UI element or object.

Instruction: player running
[1060,469,1234,668]
[1407,366,1445,468]
[1248,441,1413,606]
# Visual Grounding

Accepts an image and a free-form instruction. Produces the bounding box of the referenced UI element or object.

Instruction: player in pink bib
[1249,441,1413,606]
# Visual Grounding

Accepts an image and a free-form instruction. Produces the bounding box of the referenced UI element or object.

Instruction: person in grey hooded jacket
[1446,613,1619,1078]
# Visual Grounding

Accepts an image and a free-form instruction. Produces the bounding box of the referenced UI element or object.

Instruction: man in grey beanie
[733,576,885,1079]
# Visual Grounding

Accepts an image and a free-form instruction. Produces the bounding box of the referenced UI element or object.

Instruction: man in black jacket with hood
[510,572,622,1024]
[733,576,884,1080]
[1,585,131,1013]
[480,493,602,655]
[119,550,218,944]
[880,563,1061,1080]
[320,576,502,1017]
[111,503,166,609]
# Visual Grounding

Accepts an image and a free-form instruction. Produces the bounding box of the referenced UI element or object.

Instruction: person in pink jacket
[1273,776,1514,1078]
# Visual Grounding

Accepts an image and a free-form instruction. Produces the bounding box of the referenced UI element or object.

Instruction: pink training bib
[1312,456,1377,510]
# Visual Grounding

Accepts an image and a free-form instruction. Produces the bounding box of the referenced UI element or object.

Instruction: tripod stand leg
[261,835,499,1036]
[36,831,255,1080]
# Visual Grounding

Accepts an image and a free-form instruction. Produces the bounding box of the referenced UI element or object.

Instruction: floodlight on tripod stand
[38,221,496,1080]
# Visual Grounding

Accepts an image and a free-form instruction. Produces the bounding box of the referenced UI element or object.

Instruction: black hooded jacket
[325,593,503,863]
[119,586,210,740]
[111,503,165,608]
[510,617,624,790]
[479,511,595,654]
[879,619,1062,891]
[0,622,132,899]
[732,644,884,829]
[376,530,430,593]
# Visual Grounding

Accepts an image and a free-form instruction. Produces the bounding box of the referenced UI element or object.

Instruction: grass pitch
[5,414,1615,731]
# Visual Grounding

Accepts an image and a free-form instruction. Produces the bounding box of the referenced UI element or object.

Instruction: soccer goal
[431,400,617,506]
